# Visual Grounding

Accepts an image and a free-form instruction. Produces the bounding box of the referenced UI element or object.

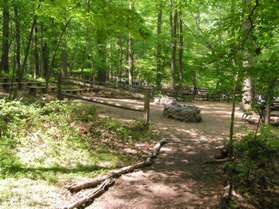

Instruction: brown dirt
[72,99,247,209]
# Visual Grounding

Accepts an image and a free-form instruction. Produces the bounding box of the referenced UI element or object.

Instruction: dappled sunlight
[0,178,71,209]
[85,100,241,209]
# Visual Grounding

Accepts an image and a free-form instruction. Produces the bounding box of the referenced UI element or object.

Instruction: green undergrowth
[0,98,158,208]
[225,126,279,209]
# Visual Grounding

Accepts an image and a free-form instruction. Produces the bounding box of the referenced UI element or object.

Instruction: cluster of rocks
[154,96,202,123]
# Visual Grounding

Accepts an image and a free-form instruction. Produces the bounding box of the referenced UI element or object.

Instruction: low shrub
[225,126,279,208]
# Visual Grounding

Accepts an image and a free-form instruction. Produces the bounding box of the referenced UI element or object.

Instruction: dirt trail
[81,99,245,209]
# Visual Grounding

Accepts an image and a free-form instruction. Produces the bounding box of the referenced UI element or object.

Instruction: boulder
[163,104,202,122]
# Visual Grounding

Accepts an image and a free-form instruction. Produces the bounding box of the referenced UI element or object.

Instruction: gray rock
[163,104,202,122]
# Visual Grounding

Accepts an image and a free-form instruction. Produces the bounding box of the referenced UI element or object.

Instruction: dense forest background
[1,1,279,208]
[0,0,278,100]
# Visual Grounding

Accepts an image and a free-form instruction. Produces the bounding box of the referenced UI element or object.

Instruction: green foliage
[40,100,71,115]
[0,99,38,136]
[225,127,279,208]
[96,118,157,143]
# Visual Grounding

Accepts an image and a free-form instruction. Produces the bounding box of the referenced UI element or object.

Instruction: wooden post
[144,88,151,126]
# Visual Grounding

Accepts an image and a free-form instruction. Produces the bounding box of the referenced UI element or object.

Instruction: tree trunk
[19,17,36,88]
[156,1,163,89]
[96,30,107,84]
[128,35,134,86]
[34,22,40,78]
[265,100,271,125]
[14,6,21,80]
[264,79,276,125]
[1,0,10,74]
[128,0,134,86]
[178,9,184,82]
[170,1,178,90]
[241,0,256,111]
[42,43,49,90]
[66,139,168,193]
[192,71,198,96]
[117,37,124,82]
[242,77,253,110]
[61,49,68,78]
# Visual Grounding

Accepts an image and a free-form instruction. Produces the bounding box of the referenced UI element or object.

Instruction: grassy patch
[0,99,157,208]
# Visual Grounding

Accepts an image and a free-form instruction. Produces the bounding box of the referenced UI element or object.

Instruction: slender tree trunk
[128,0,134,86]
[228,75,239,157]
[170,0,178,89]
[42,43,49,90]
[241,0,256,111]
[49,19,71,77]
[14,6,21,80]
[1,0,10,74]
[242,77,253,110]
[264,79,276,125]
[19,17,36,88]
[117,37,124,82]
[265,99,271,125]
[61,49,68,78]
[34,22,40,78]
[96,30,107,84]
[156,1,163,89]
[128,35,134,86]
[192,71,198,96]
[178,9,184,82]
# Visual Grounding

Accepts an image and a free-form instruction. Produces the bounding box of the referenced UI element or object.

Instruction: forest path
[82,99,244,209]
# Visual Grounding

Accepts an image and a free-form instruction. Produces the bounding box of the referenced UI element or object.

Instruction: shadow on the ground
[82,100,241,209]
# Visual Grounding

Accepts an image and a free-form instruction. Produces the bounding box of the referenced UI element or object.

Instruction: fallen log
[62,93,144,112]
[62,178,115,209]
[65,79,145,99]
[66,139,168,193]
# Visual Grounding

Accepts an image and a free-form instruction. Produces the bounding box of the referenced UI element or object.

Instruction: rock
[154,96,177,106]
[163,104,202,122]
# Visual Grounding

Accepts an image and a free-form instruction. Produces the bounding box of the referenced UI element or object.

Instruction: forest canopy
[0,0,278,95]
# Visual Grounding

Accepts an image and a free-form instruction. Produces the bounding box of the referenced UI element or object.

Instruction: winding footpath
[84,100,244,209]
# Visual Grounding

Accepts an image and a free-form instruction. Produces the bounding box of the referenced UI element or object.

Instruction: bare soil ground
[77,99,246,209]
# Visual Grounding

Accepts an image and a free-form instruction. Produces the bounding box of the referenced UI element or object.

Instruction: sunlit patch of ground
[0,100,158,208]
[77,98,252,209]
[0,178,69,209]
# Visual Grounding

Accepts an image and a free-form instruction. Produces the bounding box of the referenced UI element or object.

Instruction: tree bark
[42,43,49,90]
[264,79,276,125]
[178,9,184,82]
[128,0,135,86]
[63,178,115,209]
[14,6,21,80]
[241,0,256,111]
[144,88,151,126]
[117,37,124,82]
[34,22,40,78]
[156,1,163,89]
[96,30,107,84]
[19,17,36,88]
[1,0,10,74]
[66,139,168,193]
[170,0,178,90]
[61,49,68,78]
[128,34,134,86]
